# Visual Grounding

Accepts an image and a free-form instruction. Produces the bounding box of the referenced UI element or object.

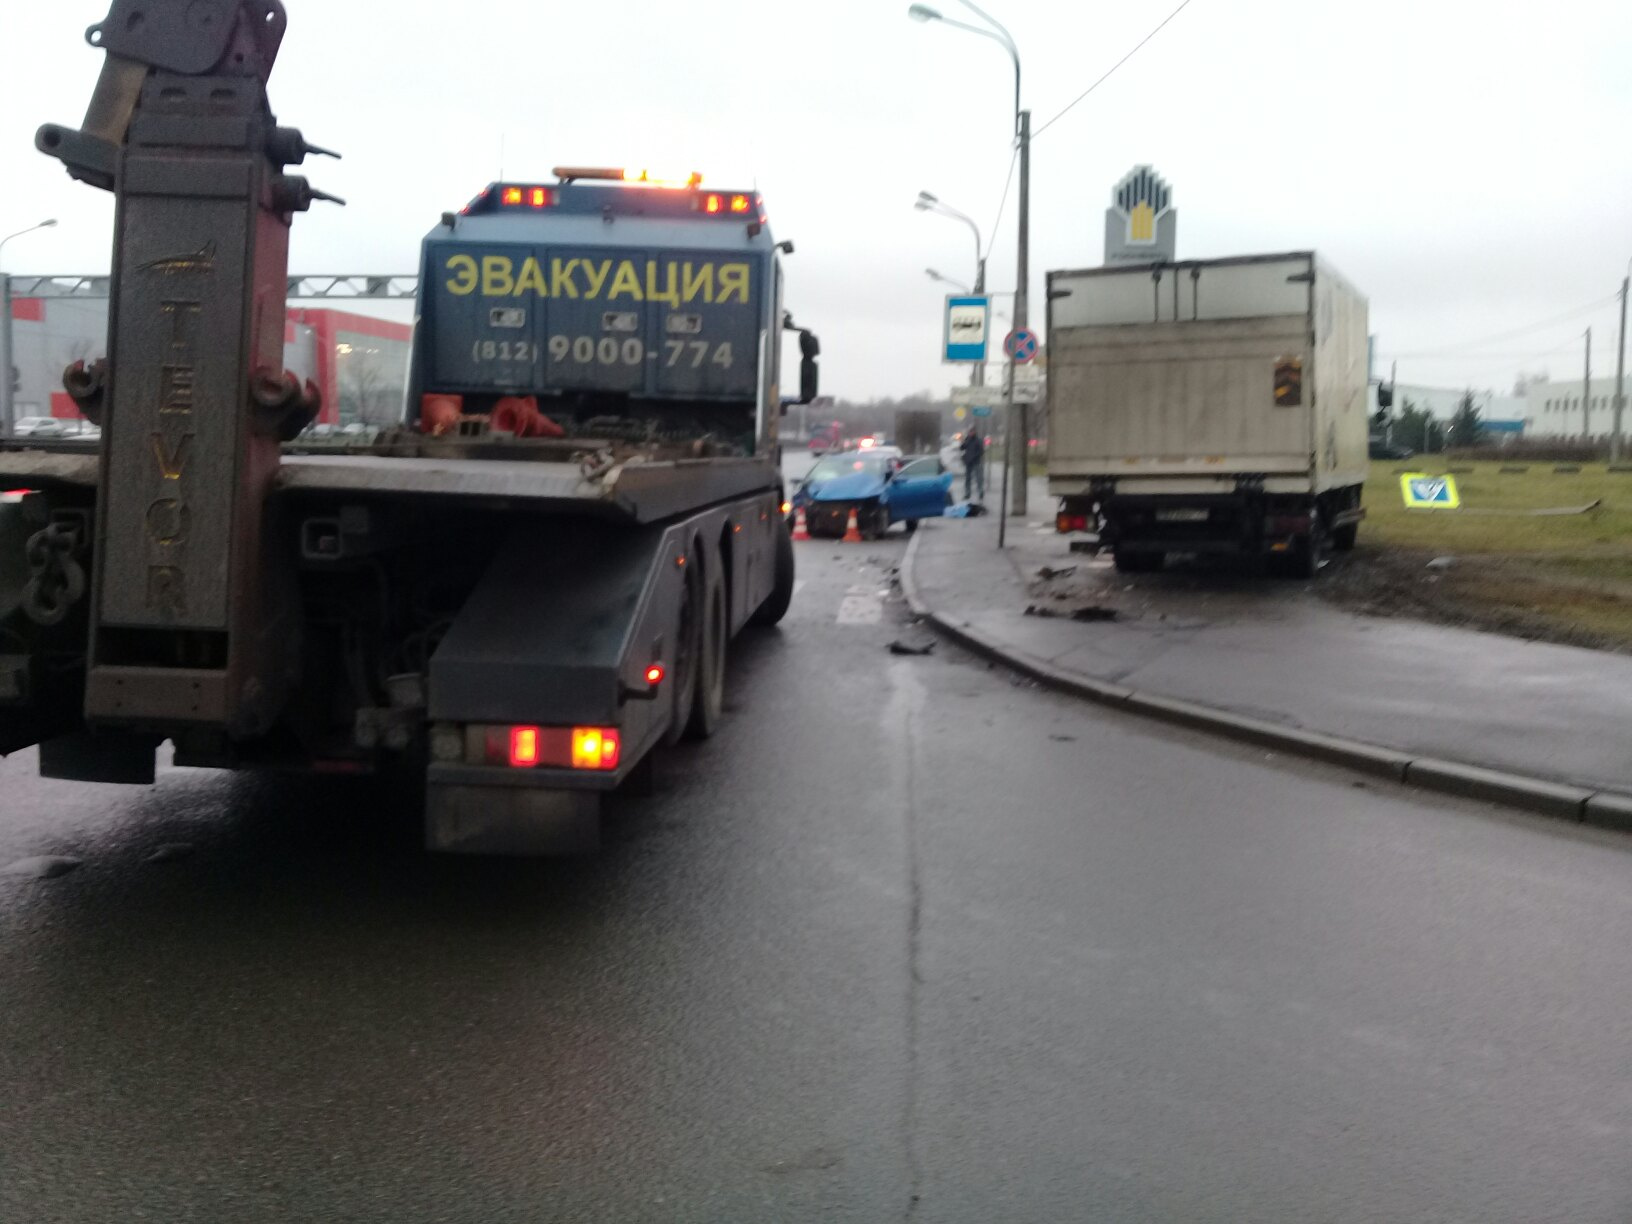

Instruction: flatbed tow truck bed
[0,444,779,523]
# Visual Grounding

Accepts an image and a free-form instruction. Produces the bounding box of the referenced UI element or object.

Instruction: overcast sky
[2,0,1629,399]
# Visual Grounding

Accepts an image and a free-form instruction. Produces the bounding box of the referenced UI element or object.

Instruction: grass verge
[1326,462,1632,651]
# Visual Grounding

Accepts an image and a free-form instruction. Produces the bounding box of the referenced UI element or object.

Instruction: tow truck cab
[410,168,817,453]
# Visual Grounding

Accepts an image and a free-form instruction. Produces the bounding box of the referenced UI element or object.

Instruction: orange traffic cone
[791,506,810,541]
[842,507,863,544]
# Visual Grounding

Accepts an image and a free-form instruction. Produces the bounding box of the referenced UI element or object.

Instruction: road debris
[888,640,936,656]
[1026,604,1118,622]
[1037,565,1077,580]
[1426,557,1458,572]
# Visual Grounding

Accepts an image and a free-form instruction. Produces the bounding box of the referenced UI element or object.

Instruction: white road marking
[837,594,883,625]
[793,580,807,596]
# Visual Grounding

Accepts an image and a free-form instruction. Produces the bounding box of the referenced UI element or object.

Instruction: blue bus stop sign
[943,296,990,364]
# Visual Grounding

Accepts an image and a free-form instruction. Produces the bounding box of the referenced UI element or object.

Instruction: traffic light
[1273,357,1303,407]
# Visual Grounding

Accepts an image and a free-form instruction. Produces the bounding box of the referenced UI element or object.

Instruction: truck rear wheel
[1332,522,1359,552]
[750,519,796,627]
[1287,511,1327,579]
[687,559,727,740]
[664,558,703,747]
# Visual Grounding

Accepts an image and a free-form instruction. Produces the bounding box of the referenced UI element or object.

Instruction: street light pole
[0,219,60,434]
[908,1,1027,536]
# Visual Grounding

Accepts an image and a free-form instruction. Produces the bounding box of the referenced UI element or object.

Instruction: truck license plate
[1156,509,1209,523]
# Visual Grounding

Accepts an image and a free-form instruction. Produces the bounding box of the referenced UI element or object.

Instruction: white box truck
[1046,252,1369,577]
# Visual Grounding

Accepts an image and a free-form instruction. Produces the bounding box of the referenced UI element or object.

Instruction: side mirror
[800,333,821,404]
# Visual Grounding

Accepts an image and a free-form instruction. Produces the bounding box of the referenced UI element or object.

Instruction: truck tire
[687,558,727,740]
[750,520,796,627]
[664,557,703,747]
[1289,512,1327,579]
[1332,522,1358,552]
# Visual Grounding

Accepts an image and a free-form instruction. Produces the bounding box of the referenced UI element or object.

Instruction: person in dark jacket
[959,430,986,502]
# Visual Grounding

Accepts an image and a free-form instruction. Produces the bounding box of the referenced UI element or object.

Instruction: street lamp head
[38,220,58,229]
[916,190,938,205]
[907,4,942,22]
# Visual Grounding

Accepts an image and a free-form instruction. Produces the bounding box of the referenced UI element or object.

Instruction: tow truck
[0,0,817,853]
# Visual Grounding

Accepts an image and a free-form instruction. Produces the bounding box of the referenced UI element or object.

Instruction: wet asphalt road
[3,525,1632,1222]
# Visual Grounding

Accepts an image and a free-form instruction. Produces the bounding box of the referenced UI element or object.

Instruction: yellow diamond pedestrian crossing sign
[1400,472,1461,509]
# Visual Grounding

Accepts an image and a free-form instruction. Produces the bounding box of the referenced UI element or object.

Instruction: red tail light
[644,664,665,686]
[502,186,524,206]
[729,194,751,213]
[484,725,621,770]
[509,726,541,767]
[1056,514,1091,534]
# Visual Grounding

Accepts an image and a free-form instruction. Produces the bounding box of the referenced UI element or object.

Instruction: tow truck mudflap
[426,784,600,856]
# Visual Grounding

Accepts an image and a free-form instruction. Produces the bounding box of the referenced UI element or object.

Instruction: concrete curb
[901,528,1632,833]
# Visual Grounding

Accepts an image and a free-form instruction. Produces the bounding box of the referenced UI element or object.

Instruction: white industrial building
[1523,376,1631,440]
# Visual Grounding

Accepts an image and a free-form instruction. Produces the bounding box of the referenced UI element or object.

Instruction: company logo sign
[1104,165,1177,265]
[1112,166,1172,247]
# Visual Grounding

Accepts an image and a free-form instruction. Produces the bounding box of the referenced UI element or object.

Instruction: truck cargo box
[1047,252,1369,495]
[1046,252,1370,574]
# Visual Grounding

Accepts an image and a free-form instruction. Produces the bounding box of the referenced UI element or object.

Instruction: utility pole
[1008,107,1031,523]
[1614,276,1628,462]
[1582,327,1592,442]
[0,272,13,435]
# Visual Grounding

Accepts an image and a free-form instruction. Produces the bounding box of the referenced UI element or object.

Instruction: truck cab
[410,169,814,459]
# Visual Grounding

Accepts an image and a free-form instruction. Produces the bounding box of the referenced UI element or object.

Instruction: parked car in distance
[1369,435,1415,460]
[790,447,953,538]
[12,417,64,438]
[12,418,101,443]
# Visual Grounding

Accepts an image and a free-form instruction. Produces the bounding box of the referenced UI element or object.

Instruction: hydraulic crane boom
[35,0,339,743]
